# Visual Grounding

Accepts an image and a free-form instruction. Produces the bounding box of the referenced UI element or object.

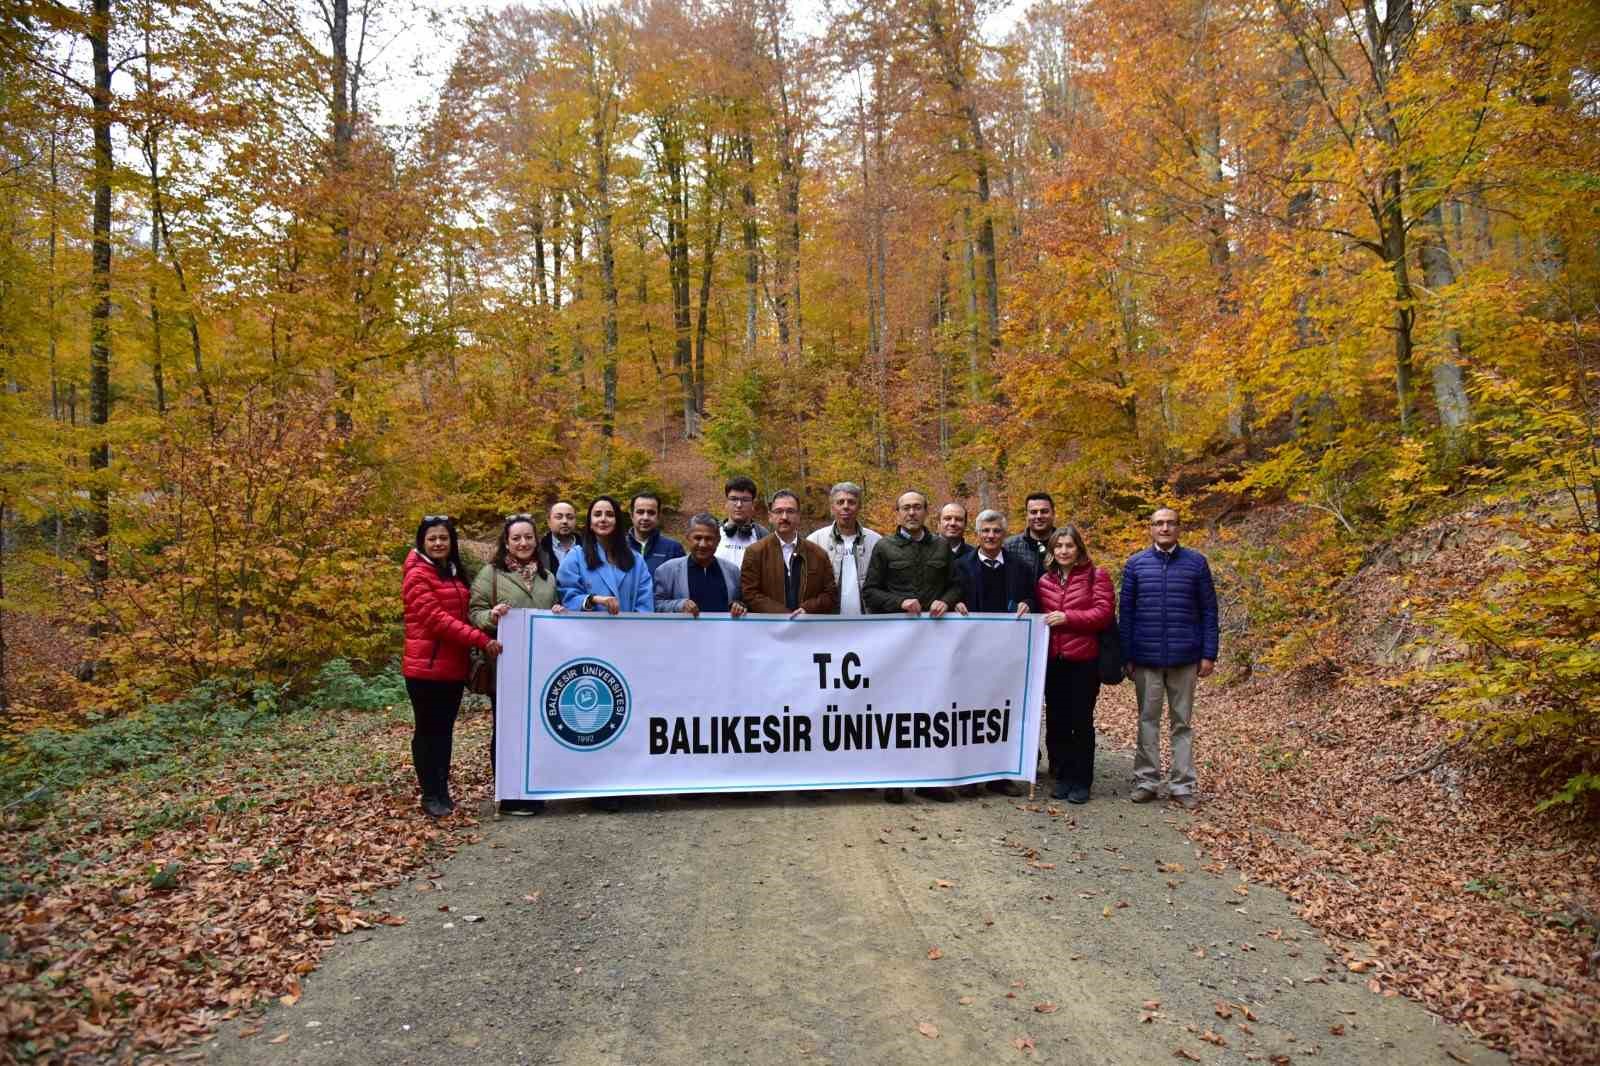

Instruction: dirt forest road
[203,747,1503,1066]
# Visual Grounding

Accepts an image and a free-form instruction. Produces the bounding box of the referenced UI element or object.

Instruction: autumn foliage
[0,0,1598,1059]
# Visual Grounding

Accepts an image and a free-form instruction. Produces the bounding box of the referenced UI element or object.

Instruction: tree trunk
[925,0,999,354]
[87,0,114,647]
[1418,203,1470,433]
[766,0,802,359]
[738,129,758,361]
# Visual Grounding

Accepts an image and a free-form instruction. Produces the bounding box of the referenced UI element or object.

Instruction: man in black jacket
[1002,492,1057,590]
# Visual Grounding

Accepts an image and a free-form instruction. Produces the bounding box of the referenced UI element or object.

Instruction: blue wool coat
[1117,545,1219,668]
[557,542,656,613]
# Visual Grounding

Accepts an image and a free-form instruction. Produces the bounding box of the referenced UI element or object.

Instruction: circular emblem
[541,658,630,751]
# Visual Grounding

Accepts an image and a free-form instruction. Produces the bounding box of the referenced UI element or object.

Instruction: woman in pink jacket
[1035,525,1114,804]
[402,516,501,818]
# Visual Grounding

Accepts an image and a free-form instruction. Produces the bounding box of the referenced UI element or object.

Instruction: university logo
[541,658,630,751]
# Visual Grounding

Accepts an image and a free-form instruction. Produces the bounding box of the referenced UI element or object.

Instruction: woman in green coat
[472,512,564,816]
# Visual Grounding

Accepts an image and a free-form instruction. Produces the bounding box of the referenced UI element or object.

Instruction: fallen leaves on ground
[1010,1035,1036,1053]
[927,946,944,960]
[0,707,491,1061]
[916,1022,939,1039]
[1099,515,1600,1066]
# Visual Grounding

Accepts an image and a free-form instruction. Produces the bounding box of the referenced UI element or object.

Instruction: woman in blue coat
[557,495,656,614]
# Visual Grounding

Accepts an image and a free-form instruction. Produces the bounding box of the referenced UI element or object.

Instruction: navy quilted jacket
[1117,545,1219,667]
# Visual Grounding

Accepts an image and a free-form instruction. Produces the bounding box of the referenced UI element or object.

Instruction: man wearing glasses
[714,476,769,570]
[862,490,965,804]
[1119,508,1219,811]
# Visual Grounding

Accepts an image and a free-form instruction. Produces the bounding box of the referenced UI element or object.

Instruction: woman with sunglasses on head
[555,496,655,615]
[471,513,565,817]
[1035,524,1114,805]
[555,496,653,812]
[403,515,501,819]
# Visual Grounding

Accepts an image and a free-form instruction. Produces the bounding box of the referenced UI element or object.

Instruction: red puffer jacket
[402,550,490,682]
[1035,564,1115,662]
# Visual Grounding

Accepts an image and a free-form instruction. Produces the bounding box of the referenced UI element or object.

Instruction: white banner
[494,611,1047,800]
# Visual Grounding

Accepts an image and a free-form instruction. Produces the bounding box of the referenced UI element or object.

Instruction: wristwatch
[584,594,595,611]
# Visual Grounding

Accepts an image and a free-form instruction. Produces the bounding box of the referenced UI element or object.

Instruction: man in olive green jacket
[862,491,966,617]
[862,491,965,805]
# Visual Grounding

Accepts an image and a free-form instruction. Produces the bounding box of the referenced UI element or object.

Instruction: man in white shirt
[713,475,769,570]
[806,481,882,616]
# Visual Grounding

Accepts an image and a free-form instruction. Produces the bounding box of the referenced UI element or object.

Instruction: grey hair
[975,508,1006,529]
[769,489,800,508]
[688,511,721,533]
[828,481,863,501]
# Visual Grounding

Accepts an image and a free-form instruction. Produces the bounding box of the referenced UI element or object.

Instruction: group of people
[399,478,1220,820]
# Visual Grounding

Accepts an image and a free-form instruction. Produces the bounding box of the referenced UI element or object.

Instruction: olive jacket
[861,529,965,613]
[469,562,559,636]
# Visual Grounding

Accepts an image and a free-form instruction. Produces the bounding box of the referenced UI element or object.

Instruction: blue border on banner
[517,612,1039,796]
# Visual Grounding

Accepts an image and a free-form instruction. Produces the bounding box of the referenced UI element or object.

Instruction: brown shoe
[956,784,982,798]
[1130,787,1158,804]
[916,786,958,803]
[1173,793,1200,811]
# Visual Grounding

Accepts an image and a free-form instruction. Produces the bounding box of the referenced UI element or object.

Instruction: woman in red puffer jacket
[1035,525,1114,805]
[403,516,501,818]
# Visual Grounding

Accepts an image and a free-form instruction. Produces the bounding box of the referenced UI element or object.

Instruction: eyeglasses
[505,513,534,522]
[422,514,452,523]
[726,495,755,504]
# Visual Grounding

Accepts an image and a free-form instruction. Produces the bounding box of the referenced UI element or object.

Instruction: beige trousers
[1132,663,1198,795]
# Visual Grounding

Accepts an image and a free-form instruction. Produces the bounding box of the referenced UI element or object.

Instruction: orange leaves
[916,1022,939,1039]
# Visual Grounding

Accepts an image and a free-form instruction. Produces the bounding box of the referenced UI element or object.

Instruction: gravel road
[202,749,1503,1066]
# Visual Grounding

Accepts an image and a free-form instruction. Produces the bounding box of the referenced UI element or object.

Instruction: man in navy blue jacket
[1118,508,1219,809]
[628,493,686,577]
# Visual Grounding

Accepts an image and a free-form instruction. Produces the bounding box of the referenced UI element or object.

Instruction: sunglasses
[505,512,534,522]
[422,514,452,523]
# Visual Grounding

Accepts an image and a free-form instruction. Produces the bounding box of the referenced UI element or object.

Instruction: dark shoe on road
[1130,787,1158,804]
[1051,782,1071,800]
[591,796,623,813]
[1067,787,1090,805]
[987,780,1026,797]
[956,784,982,798]
[884,788,907,804]
[916,787,958,803]
[421,796,452,819]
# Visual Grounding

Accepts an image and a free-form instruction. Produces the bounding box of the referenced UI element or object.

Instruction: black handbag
[1096,568,1125,685]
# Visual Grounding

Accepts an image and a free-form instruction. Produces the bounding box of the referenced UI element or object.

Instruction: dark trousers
[1044,658,1100,790]
[406,678,463,801]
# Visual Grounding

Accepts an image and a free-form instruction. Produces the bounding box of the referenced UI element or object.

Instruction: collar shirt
[779,533,799,569]
[550,536,576,564]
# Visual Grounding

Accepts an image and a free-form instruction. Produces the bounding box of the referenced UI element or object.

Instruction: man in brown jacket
[740,490,839,616]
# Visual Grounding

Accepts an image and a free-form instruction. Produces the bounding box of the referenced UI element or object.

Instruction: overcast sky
[367,0,1031,129]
